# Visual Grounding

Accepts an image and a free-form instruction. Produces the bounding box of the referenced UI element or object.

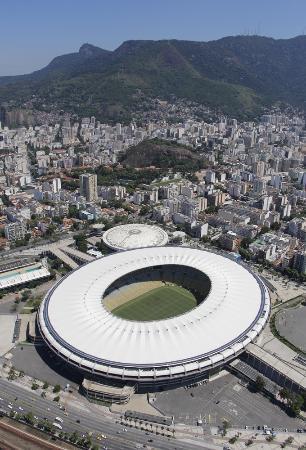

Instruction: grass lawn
[112,284,197,321]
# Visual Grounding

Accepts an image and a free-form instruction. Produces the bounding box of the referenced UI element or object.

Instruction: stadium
[38,247,270,395]
[102,223,169,251]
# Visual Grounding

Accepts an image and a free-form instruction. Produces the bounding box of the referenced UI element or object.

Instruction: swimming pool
[0,264,42,281]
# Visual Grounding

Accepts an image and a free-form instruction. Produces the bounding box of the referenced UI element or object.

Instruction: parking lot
[154,372,305,430]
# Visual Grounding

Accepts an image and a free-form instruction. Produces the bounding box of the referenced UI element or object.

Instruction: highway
[0,379,217,450]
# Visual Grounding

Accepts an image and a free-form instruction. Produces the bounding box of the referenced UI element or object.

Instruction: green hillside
[1,35,306,122]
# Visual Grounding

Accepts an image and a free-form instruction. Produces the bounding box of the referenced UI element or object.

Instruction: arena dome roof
[102,224,168,251]
[38,247,270,384]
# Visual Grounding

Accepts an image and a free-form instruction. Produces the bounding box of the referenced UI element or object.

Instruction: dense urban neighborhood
[0,108,305,280]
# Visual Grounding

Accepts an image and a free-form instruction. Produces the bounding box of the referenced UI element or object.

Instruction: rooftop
[102,224,168,251]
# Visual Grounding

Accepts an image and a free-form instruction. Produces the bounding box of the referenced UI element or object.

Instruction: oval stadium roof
[38,247,270,382]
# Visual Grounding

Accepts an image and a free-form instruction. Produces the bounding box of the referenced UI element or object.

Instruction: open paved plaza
[259,269,306,302]
[276,304,306,352]
[10,344,81,389]
[0,315,16,356]
[154,372,305,431]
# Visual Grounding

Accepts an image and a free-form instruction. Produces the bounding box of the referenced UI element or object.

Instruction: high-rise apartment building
[293,250,306,274]
[52,177,61,193]
[4,221,27,241]
[252,161,265,178]
[79,173,98,202]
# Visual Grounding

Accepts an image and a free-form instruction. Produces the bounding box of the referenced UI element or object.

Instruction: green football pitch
[111,284,198,321]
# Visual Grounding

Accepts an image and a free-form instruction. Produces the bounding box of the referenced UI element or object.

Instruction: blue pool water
[0,265,41,281]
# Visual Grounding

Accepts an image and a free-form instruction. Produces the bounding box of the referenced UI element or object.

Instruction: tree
[279,389,303,417]
[300,389,306,411]
[32,299,42,311]
[1,194,11,207]
[254,375,266,392]
[266,434,275,442]
[8,367,17,381]
[69,431,80,444]
[240,237,252,248]
[229,434,239,444]
[74,234,88,253]
[46,224,57,237]
[53,384,61,393]
[281,436,294,448]
[205,206,218,214]
[68,205,79,218]
[271,221,281,231]
[108,199,124,209]
[289,394,304,417]
[78,239,88,252]
[21,290,32,302]
[72,221,80,231]
[15,239,27,247]
[24,411,35,425]
[42,419,54,433]
[221,420,230,436]
[279,387,289,400]
[239,247,251,261]
[260,226,269,235]
[139,205,151,216]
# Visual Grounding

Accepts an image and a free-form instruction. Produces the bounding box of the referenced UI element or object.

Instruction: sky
[1,0,306,75]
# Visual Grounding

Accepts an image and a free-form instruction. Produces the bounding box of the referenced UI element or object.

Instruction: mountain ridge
[1,35,306,123]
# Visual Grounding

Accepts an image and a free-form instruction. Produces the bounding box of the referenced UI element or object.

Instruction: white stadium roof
[102,224,168,251]
[38,247,270,382]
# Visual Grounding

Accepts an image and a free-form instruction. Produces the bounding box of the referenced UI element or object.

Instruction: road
[0,379,218,450]
[0,234,74,259]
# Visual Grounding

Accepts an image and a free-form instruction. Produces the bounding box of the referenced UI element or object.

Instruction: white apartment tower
[52,178,62,193]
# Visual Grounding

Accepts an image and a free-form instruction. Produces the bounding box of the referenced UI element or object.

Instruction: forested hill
[1,35,306,122]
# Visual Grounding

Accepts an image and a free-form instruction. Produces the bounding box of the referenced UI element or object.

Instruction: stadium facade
[38,247,270,393]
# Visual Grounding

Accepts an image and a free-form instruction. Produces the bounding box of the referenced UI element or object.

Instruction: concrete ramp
[61,247,95,264]
[51,248,79,270]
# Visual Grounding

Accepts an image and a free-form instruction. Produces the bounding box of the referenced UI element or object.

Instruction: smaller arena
[102,223,169,251]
